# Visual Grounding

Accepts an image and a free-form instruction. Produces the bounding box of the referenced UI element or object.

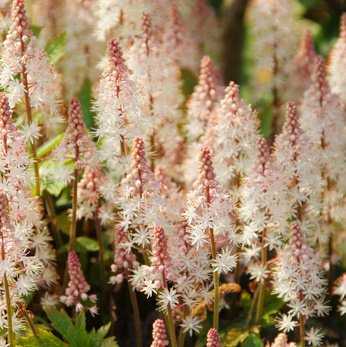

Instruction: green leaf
[241,334,263,347]
[56,212,70,235]
[75,312,86,331]
[45,308,76,343]
[77,236,99,252]
[78,79,95,130]
[181,68,198,98]
[223,329,249,347]
[101,337,119,347]
[40,160,72,197]
[97,323,111,339]
[45,33,67,64]
[17,325,66,347]
[31,25,43,38]
[262,293,284,326]
[37,133,64,158]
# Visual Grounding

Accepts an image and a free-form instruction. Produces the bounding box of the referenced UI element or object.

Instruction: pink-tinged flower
[95,39,142,174]
[273,223,328,322]
[56,98,97,170]
[151,319,169,347]
[206,328,221,347]
[334,273,346,315]
[272,103,321,238]
[126,13,183,173]
[121,137,157,199]
[268,333,297,347]
[151,226,171,287]
[95,0,151,42]
[328,14,346,102]
[57,0,100,97]
[198,147,217,206]
[110,226,138,285]
[185,146,236,250]
[0,0,61,134]
[162,3,199,71]
[290,31,318,101]
[187,56,223,141]
[0,94,56,333]
[301,57,346,231]
[154,166,184,222]
[77,166,105,220]
[209,81,260,190]
[189,0,222,62]
[240,137,274,246]
[334,273,346,300]
[61,250,97,314]
[247,0,300,103]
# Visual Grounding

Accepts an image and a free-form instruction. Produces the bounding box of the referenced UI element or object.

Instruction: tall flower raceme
[95,39,143,178]
[328,14,346,103]
[122,139,175,301]
[111,139,164,347]
[246,0,300,133]
[162,3,200,72]
[0,94,56,341]
[110,226,138,285]
[94,0,152,42]
[186,56,223,143]
[31,0,60,43]
[77,164,114,226]
[209,81,260,193]
[117,138,163,251]
[240,137,273,248]
[126,13,184,172]
[188,0,222,63]
[0,0,61,134]
[240,138,275,323]
[185,147,237,330]
[55,98,97,251]
[56,98,97,175]
[289,31,319,102]
[60,250,97,314]
[184,56,223,184]
[300,57,346,247]
[272,103,322,241]
[57,0,102,97]
[273,223,328,342]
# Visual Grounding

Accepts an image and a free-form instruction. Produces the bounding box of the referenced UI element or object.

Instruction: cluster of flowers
[0,0,345,346]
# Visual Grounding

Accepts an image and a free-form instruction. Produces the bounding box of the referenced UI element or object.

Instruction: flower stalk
[128,283,143,347]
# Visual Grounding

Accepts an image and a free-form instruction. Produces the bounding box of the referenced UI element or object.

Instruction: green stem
[23,309,38,339]
[246,286,259,327]
[166,305,178,347]
[255,280,265,324]
[150,131,156,172]
[128,283,143,347]
[63,167,79,288]
[208,228,220,331]
[255,233,268,324]
[4,274,15,347]
[43,191,63,248]
[299,316,305,347]
[95,211,105,281]
[178,329,186,347]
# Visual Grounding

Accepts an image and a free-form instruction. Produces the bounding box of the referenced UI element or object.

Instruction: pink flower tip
[206,328,221,347]
[151,319,169,347]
